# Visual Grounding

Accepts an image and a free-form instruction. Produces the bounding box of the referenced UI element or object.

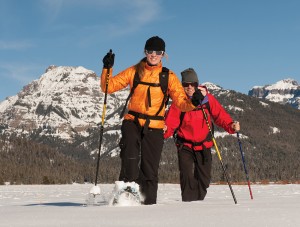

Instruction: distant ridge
[248,78,300,109]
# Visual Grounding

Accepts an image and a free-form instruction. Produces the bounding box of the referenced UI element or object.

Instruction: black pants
[119,120,164,205]
[178,145,212,201]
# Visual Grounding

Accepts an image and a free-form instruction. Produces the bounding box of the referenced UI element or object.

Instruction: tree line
[1,132,299,185]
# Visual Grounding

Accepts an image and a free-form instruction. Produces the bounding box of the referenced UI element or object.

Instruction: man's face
[183,82,197,97]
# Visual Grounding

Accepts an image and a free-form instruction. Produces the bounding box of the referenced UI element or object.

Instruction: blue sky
[1,0,299,102]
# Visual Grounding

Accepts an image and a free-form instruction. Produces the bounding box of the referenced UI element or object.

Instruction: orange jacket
[100,61,195,129]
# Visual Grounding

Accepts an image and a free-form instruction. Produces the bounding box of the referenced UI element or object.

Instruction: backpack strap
[173,112,186,140]
[120,72,140,118]
[139,81,160,107]
[200,101,214,136]
[176,133,212,146]
[120,67,169,119]
[159,67,169,94]
[155,67,169,115]
[196,101,214,135]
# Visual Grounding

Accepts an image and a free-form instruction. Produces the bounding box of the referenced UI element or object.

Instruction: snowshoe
[110,181,143,206]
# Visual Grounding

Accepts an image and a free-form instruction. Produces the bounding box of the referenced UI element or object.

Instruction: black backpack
[120,67,170,118]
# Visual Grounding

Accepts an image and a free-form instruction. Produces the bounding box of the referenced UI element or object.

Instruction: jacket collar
[144,61,162,71]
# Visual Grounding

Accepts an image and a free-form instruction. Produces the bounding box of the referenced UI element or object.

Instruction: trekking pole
[86,50,113,205]
[237,132,253,199]
[200,104,237,204]
[94,50,113,187]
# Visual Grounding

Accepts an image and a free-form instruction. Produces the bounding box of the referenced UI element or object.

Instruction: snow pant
[177,145,212,201]
[118,120,164,205]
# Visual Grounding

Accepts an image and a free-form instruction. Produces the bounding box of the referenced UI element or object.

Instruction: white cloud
[105,0,162,37]
[39,0,162,37]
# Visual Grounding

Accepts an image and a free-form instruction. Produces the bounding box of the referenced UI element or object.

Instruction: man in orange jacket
[164,68,240,201]
[100,37,200,204]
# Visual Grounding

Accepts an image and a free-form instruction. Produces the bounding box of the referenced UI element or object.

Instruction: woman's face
[145,50,164,66]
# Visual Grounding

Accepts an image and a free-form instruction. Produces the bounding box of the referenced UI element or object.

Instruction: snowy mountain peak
[264,78,298,91]
[202,82,222,91]
[20,66,98,99]
[0,66,127,141]
[248,78,300,109]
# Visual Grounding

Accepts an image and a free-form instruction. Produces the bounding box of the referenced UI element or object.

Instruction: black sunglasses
[182,82,198,87]
[145,50,164,55]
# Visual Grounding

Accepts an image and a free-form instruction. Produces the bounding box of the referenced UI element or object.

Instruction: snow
[227,105,244,112]
[0,96,18,113]
[89,185,101,195]
[214,131,248,139]
[252,78,299,103]
[266,93,294,103]
[1,183,299,226]
[202,82,222,91]
[214,131,230,138]
[270,126,280,134]
[252,85,264,89]
[259,101,269,107]
[265,78,298,90]
[253,78,298,91]
[109,147,121,157]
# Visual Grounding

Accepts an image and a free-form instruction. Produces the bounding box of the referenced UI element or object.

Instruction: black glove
[102,49,115,69]
[191,88,204,106]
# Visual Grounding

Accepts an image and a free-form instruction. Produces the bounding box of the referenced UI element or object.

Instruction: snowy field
[0,183,299,227]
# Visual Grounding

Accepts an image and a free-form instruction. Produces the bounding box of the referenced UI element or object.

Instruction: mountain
[0,65,127,151]
[248,78,300,109]
[0,66,300,184]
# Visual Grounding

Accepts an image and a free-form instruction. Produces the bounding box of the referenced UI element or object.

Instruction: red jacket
[164,88,235,151]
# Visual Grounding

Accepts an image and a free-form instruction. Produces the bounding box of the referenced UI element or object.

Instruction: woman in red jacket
[164,68,240,201]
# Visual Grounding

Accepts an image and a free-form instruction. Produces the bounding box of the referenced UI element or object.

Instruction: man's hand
[191,88,204,106]
[232,121,240,132]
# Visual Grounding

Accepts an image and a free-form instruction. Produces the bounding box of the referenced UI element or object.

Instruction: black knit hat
[144,36,165,51]
[181,68,199,85]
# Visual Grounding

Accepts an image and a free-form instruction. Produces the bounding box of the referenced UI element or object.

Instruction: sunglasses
[182,82,198,87]
[145,50,164,55]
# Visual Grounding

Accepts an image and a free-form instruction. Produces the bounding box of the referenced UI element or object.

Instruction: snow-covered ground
[0,183,299,227]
